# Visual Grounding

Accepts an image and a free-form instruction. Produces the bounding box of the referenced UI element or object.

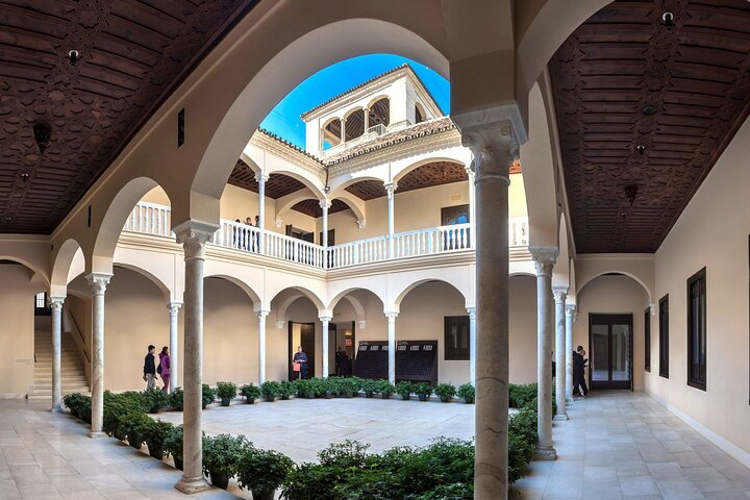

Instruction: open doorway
[588,313,633,390]
[288,322,315,380]
[332,321,355,376]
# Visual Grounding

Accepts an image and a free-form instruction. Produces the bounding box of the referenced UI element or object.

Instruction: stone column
[565,303,576,403]
[386,312,398,383]
[385,182,396,259]
[454,105,525,499]
[467,306,477,386]
[531,248,558,460]
[256,173,269,253]
[341,118,346,144]
[553,287,568,421]
[466,166,476,248]
[86,273,111,438]
[174,221,216,495]
[257,310,269,384]
[167,302,181,392]
[50,296,65,412]
[321,315,331,378]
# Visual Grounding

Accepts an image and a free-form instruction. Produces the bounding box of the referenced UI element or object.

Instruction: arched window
[414,102,426,124]
[344,108,365,141]
[321,118,343,150]
[368,97,390,130]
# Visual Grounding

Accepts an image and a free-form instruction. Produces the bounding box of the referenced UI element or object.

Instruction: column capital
[48,296,65,309]
[173,220,218,259]
[649,303,657,316]
[86,273,112,295]
[357,320,367,330]
[254,172,270,184]
[274,218,283,228]
[385,311,398,320]
[530,246,558,276]
[167,302,182,315]
[256,309,270,319]
[384,182,397,199]
[356,219,366,229]
[552,286,568,303]
[565,303,577,317]
[319,198,331,210]
[466,306,476,319]
[319,315,332,322]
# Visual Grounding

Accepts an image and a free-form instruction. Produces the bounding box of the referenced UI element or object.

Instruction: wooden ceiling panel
[551,0,750,254]
[227,160,307,199]
[0,0,260,234]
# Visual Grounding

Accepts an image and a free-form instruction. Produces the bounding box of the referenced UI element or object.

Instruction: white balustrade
[122,202,529,270]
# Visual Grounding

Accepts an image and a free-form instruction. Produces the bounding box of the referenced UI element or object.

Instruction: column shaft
[256,174,268,253]
[321,317,331,378]
[50,297,65,412]
[174,223,215,495]
[386,183,395,258]
[532,250,557,459]
[168,303,181,392]
[565,304,576,402]
[86,274,111,438]
[258,311,268,384]
[554,289,568,421]
[386,313,397,383]
[467,307,477,386]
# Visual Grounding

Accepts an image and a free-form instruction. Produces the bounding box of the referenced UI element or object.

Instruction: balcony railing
[122,202,528,270]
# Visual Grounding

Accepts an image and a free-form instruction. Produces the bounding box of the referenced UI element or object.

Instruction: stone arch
[552,213,571,289]
[266,170,326,201]
[414,101,426,124]
[268,285,325,312]
[393,277,469,311]
[343,107,366,141]
[330,192,365,225]
[50,239,85,297]
[367,95,391,127]
[0,256,50,288]
[113,263,172,304]
[327,174,388,199]
[191,18,448,205]
[327,286,386,313]
[321,116,344,149]
[578,272,653,305]
[238,152,262,175]
[203,274,262,310]
[341,295,367,325]
[392,156,468,185]
[275,188,319,220]
[92,177,168,274]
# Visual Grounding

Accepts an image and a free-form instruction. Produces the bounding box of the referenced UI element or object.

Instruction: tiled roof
[323,117,457,165]
[299,63,441,120]
[255,128,325,165]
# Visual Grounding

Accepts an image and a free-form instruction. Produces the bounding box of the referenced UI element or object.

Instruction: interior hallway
[515,392,750,500]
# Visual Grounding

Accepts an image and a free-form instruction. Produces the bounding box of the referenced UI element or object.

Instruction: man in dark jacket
[143,345,158,390]
[572,345,588,398]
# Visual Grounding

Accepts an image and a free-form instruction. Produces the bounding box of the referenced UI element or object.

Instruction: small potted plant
[163,425,184,470]
[350,377,365,397]
[202,384,216,409]
[121,412,152,450]
[202,433,247,489]
[237,445,294,500]
[321,378,336,399]
[169,387,184,411]
[260,381,281,402]
[414,383,433,402]
[396,381,413,401]
[216,381,238,407]
[143,389,169,414]
[458,383,475,404]
[279,380,295,400]
[141,419,174,459]
[362,379,377,398]
[375,380,395,399]
[240,383,260,404]
[310,378,326,399]
[435,383,456,403]
[292,378,308,398]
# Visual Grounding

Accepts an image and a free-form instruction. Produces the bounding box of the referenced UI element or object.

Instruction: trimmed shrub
[169,387,184,410]
[434,383,456,402]
[395,381,413,400]
[260,381,281,402]
[237,445,294,500]
[202,433,247,489]
[457,383,475,404]
[202,384,216,409]
[239,383,260,403]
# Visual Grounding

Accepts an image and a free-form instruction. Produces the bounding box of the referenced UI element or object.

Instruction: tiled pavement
[2,392,750,499]
[514,392,750,500]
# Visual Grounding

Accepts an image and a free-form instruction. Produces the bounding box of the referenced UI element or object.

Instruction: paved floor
[2,392,750,499]
[514,392,750,499]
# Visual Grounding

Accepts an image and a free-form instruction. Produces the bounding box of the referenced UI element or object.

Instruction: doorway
[588,313,633,390]
[332,321,355,376]
[288,322,315,380]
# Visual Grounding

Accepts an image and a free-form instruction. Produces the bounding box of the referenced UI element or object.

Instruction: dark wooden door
[589,314,633,390]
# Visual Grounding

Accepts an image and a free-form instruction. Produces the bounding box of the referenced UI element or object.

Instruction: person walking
[293,346,308,380]
[143,345,158,391]
[158,346,171,394]
[572,345,589,398]
[335,346,344,376]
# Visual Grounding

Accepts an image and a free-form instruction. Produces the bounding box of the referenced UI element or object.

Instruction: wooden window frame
[444,316,470,361]
[644,307,651,373]
[687,268,707,391]
[659,295,669,379]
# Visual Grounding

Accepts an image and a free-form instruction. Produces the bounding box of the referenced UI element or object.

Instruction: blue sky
[259,54,450,149]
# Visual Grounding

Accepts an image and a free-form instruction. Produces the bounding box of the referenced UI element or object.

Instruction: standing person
[335,346,344,376]
[572,345,589,398]
[293,346,308,380]
[159,346,171,394]
[143,345,158,391]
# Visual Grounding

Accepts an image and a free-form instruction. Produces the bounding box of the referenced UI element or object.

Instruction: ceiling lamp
[636,144,646,155]
[643,105,656,116]
[33,123,52,154]
[662,11,675,31]
[68,49,80,66]
[625,184,638,207]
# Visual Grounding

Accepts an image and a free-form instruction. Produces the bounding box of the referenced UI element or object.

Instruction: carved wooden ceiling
[0,0,259,234]
[551,0,750,253]
[292,199,349,218]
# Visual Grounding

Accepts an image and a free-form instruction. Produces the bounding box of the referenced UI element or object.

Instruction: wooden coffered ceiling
[551,0,750,253]
[0,0,259,234]
[345,161,470,201]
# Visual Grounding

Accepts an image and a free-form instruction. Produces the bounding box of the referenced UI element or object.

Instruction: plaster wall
[509,275,538,384]
[574,275,649,392]
[649,116,750,463]
[0,264,43,398]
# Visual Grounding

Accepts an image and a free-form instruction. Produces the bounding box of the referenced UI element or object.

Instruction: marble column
[50,296,65,412]
[455,107,524,499]
[385,182,396,259]
[553,287,568,421]
[386,312,397,383]
[531,248,558,460]
[174,221,216,495]
[167,302,181,392]
[321,315,331,378]
[466,166,476,248]
[257,310,269,384]
[256,173,269,253]
[565,303,576,403]
[320,199,330,269]
[467,306,477,386]
[86,273,111,438]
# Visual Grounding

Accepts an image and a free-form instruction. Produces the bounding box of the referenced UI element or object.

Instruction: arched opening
[414,102,426,124]
[368,96,390,130]
[322,117,343,150]
[344,108,365,141]
[329,289,385,378]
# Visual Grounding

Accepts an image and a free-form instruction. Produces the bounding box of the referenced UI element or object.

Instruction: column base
[566,397,574,404]
[533,447,557,461]
[175,476,211,494]
[50,407,63,414]
[554,413,569,421]
[88,431,107,439]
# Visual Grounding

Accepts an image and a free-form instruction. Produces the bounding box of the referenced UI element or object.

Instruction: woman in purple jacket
[159,346,171,394]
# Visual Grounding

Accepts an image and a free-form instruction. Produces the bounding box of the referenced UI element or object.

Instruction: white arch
[50,238,85,297]
[342,295,366,324]
[0,256,50,288]
[578,271,653,305]
[552,213,570,289]
[275,188,318,220]
[392,155,468,185]
[327,174,388,199]
[393,277,469,311]
[326,286,386,313]
[114,263,172,304]
[331,192,366,224]
[269,285,325,312]
[203,273,262,309]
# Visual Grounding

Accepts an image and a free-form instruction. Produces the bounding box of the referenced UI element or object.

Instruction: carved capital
[319,199,331,211]
[565,304,577,319]
[530,246,558,276]
[357,320,367,330]
[256,309,270,320]
[553,286,569,304]
[254,173,270,184]
[466,306,476,320]
[274,218,283,228]
[356,219,366,229]
[384,182,397,199]
[276,320,286,330]
[319,316,333,323]
[49,296,65,311]
[167,302,182,316]
[86,273,112,296]
[173,220,218,260]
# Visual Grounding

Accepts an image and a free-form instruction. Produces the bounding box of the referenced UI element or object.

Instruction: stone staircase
[28,324,90,401]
